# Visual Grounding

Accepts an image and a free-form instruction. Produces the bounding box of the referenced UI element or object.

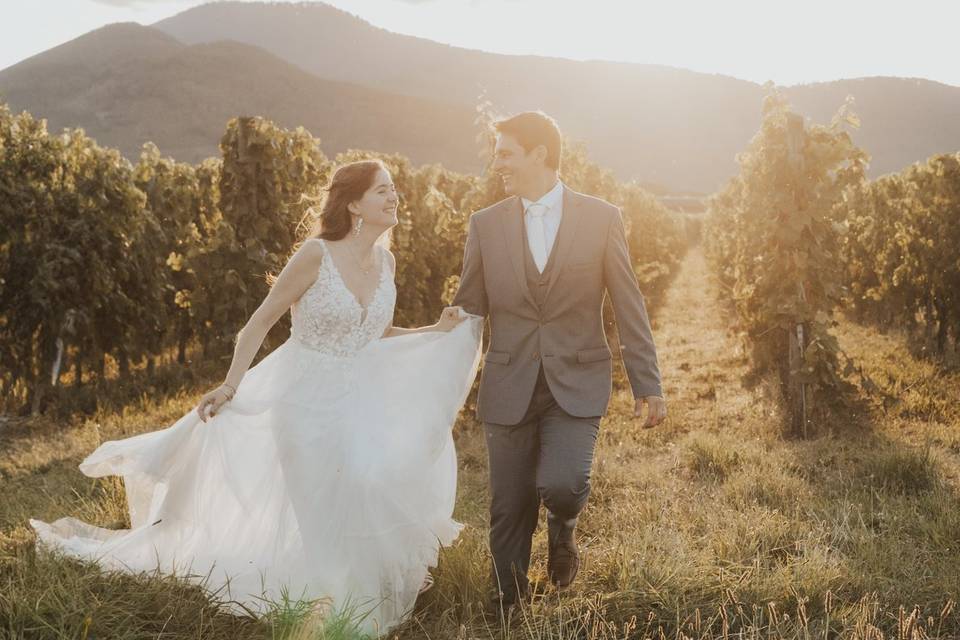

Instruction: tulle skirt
[30,315,483,635]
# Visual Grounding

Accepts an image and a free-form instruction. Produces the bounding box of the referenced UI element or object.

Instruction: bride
[30,159,484,635]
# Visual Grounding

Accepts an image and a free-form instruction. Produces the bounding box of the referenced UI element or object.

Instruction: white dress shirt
[521,180,564,273]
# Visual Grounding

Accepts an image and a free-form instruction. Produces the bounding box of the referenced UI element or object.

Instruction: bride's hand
[195,384,235,423]
[436,306,466,332]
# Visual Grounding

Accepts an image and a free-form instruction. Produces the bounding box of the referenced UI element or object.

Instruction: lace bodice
[290,239,396,358]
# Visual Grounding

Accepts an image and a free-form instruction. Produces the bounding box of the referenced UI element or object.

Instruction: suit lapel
[542,187,583,305]
[498,197,538,309]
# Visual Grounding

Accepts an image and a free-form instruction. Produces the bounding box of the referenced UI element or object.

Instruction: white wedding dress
[30,239,483,635]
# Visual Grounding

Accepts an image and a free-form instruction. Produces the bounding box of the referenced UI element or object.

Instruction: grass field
[2,246,959,639]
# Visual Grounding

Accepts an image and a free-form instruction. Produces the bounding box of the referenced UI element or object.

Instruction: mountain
[785,77,960,176]
[0,22,480,172]
[2,2,958,194]
[152,1,960,193]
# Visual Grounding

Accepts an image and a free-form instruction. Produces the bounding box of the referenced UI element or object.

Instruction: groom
[453,111,667,610]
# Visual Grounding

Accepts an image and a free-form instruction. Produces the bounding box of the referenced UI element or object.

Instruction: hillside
[2,2,958,191]
[154,1,960,191]
[0,22,480,171]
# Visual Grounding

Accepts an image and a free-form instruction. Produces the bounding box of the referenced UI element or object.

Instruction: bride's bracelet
[221,383,236,400]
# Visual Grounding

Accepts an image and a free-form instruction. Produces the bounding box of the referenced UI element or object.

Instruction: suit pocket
[483,350,511,365]
[577,347,612,363]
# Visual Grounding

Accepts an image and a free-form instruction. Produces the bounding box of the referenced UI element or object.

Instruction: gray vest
[521,216,556,309]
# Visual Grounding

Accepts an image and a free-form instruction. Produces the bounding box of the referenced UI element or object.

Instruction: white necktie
[526,202,549,273]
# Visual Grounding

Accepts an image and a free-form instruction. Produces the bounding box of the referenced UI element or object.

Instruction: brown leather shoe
[547,513,580,589]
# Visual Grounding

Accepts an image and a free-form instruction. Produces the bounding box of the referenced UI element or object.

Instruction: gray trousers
[483,365,601,600]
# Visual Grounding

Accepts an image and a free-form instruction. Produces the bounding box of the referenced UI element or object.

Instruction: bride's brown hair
[304,159,387,242]
[267,159,387,287]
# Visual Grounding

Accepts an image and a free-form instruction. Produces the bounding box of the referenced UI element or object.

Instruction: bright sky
[2,0,957,87]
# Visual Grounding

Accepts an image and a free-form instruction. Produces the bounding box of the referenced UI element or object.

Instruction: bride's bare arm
[222,240,326,388]
[196,240,325,422]
[379,250,462,338]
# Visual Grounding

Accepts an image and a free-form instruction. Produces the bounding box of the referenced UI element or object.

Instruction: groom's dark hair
[493,111,562,170]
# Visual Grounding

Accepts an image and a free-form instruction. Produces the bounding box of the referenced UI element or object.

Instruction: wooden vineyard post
[236,116,259,220]
[785,112,811,437]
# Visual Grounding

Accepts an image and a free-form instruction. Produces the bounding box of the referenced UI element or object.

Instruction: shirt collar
[521,180,564,214]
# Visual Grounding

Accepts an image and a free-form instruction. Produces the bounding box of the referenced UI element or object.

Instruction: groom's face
[492,133,540,196]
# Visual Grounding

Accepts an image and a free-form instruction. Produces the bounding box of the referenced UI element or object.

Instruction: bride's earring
[353,216,363,237]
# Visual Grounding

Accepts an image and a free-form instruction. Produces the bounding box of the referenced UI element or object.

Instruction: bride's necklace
[344,238,376,275]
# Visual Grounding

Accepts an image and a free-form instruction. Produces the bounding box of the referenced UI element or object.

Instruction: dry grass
[2,247,960,639]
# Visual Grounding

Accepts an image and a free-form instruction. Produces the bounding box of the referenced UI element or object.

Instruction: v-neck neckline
[321,239,385,324]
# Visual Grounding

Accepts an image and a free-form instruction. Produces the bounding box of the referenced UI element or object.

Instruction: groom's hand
[634,395,667,428]
[436,305,466,332]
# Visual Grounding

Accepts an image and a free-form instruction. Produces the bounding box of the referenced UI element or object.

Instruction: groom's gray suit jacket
[453,185,662,426]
